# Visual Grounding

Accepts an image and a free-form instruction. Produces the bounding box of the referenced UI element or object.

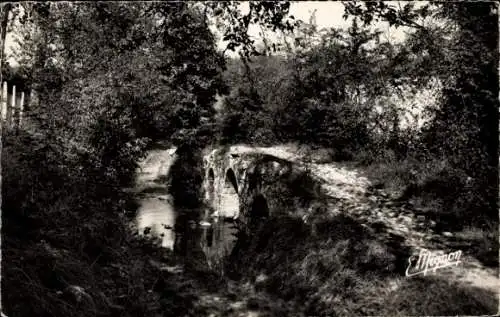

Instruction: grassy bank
[227,213,498,316]
[1,133,220,317]
[276,143,497,269]
[218,143,498,316]
[4,133,497,316]
[358,150,498,268]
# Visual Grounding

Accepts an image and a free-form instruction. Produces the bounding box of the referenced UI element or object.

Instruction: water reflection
[135,195,177,249]
[135,194,238,271]
[134,147,238,271]
[200,219,238,272]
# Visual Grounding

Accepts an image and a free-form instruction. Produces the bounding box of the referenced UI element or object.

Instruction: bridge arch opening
[219,168,239,218]
[207,168,215,204]
[225,168,238,193]
[250,194,269,219]
[208,168,215,187]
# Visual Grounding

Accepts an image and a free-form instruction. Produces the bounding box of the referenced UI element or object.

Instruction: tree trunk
[0,4,11,61]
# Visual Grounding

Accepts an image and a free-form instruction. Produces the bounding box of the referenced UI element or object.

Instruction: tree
[275,17,398,150]
[343,1,499,219]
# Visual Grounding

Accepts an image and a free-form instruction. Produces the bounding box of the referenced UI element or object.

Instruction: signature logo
[406,249,462,277]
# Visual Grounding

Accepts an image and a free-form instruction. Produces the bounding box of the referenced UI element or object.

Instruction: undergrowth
[359,148,498,268]
[227,213,498,316]
[1,132,216,317]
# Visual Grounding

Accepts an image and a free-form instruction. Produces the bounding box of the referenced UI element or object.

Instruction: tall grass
[227,213,498,316]
[1,132,208,317]
[359,147,498,267]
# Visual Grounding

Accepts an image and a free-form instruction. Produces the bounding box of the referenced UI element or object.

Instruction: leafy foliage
[343,1,498,218]
[218,17,411,154]
[215,1,497,229]
[2,2,298,316]
[2,1,498,316]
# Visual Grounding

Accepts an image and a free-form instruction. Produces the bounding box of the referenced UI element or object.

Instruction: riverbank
[3,138,498,316]
[132,143,498,316]
[1,134,206,316]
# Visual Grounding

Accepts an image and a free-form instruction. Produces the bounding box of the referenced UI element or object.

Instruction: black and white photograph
[0,1,498,316]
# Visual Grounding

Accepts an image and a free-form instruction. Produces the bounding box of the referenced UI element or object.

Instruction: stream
[132,148,238,271]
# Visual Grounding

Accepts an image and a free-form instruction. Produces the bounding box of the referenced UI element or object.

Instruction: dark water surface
[133,148,238,271]
[135,196,238,270]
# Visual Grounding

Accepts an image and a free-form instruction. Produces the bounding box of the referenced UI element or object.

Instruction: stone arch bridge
[201,146,321,227]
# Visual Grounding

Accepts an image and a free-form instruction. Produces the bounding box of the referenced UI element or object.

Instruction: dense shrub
[2,129,172,317]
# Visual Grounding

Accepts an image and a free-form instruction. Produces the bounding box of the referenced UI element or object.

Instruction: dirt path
[310,162,498,295]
